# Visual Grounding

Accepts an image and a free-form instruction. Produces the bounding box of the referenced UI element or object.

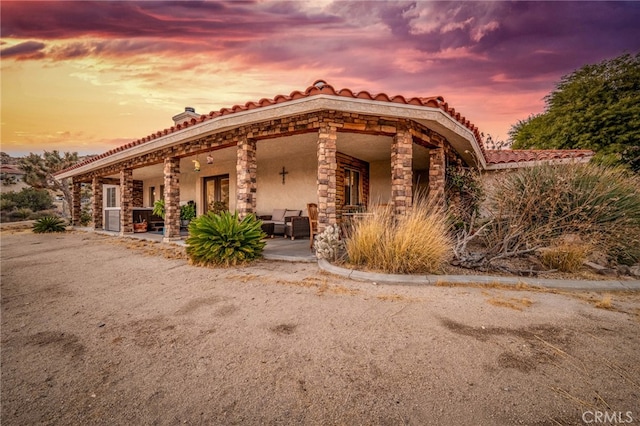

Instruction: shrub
[345,199,452,274]
[180,203,196,221]
[11,208,33,220]
[33,216,67,233]
[314,224,345,262]
[28,209,60,220]
[0,199,16,212]
[485,163,640,265]
[79,207,92,226]
[0,187,53,212]
[539,243,591,272]
[186,211,266,266]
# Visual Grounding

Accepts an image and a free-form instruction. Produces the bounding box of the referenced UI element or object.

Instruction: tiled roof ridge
[484,148,594,165]
[56,80,484,175]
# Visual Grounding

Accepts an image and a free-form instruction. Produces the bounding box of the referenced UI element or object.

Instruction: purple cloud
[0,40,46,59]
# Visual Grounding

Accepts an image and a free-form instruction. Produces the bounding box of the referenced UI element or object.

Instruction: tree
[18,151,79,216]
[510,53,640,171]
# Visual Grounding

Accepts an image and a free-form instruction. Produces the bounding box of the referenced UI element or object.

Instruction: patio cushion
[271,209,287,222]
[284,209,302,218]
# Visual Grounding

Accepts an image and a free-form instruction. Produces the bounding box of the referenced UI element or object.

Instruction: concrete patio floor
[77,228,317,262]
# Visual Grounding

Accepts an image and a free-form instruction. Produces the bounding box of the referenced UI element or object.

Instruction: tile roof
[484,149,594,165]
[56,79,593,175]
[56,80,485,175]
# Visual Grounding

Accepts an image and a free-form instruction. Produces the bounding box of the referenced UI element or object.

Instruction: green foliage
[0,199,17,211]
[0,187,54,212]
[79,206,92,226]
[486,163,640,265]
[19,151,79,188]
[186,211,266,266]
[446,165,484,227]
[0,173,18,185]
[18,150,79,215]
[208,200,228,214]
[510,53,640,171]
[32,216,67,233]
[152,199,165,219]
[180,203,196,221]
[11,208,33,220]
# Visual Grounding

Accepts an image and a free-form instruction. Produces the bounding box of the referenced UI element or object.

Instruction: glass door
[204,174,229,213]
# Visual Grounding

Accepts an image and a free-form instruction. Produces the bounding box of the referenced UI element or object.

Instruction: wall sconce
[192,160,201,172]
[206,154,214,164]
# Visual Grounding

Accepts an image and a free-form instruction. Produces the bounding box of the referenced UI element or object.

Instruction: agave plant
[186,211,266,266]
[32,216,67,233]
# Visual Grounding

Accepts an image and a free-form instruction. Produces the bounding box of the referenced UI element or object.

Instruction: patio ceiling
[108,131,432,181]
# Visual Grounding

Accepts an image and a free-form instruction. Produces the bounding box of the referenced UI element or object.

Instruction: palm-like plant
[186,211,266,266]
[33,216,67,233]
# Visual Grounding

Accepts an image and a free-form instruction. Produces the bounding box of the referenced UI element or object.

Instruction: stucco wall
[142,158,238,215]
[255,151,317,216]
[369,160,391,205]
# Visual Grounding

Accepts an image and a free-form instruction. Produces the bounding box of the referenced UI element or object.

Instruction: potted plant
[180,203,196,227]
[133,215,148,233]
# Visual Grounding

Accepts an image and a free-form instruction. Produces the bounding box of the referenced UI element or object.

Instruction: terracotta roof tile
[484,149,594,165]
[56,79,592,175]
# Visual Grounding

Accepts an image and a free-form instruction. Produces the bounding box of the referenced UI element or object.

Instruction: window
[106,187,117,207]
[149,185,164,206]
[204,175,230,213]
[344,168,360,206]
[149,186,155,206]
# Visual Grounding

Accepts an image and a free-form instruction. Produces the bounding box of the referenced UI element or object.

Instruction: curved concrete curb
[317,259,640,291]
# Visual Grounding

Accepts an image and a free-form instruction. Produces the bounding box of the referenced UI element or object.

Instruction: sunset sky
[1,1,639,157]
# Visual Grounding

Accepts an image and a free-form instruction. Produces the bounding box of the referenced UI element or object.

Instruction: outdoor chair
[307,203,318,249]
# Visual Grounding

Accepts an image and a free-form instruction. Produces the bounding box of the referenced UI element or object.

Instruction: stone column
[92,177,103,229]
[163,157,181,241]
[317,122,338,231]
[120,169,134,235]
[391,127,413,215]
[72,181,82,226]
[236,135,257,218]
[428,146,446,207]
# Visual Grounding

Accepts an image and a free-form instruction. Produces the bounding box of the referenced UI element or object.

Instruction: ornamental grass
[345,198,451,274]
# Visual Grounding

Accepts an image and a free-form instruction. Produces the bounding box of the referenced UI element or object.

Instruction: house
[0,164,28,191]
[55,80,592,242]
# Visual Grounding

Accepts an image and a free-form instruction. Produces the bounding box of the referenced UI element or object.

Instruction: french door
[203,174,229,213]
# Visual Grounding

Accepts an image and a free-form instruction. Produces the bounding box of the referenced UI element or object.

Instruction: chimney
[172,107,200,126]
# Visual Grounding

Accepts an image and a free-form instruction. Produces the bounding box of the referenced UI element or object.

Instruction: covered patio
[56,80,593,252]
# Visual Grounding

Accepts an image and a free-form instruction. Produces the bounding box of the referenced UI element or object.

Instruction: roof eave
[56,94,483,180]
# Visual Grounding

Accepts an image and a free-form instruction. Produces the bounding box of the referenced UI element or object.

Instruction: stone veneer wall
[70,110,457,229]
[391,127,413,215]
[92,177,103,229]
[236,136,257,217]
[317,122,337,230]
[132,180,144,207]
[119,169,134,234]
[428,145,445,206]
[163,157,181,240]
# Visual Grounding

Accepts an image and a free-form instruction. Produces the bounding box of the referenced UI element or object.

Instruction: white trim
[57,95,482,179]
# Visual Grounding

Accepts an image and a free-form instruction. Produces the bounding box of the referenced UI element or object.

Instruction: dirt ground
[1,230,639,425]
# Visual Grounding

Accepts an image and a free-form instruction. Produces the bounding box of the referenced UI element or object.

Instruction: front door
[204,174,229,213]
